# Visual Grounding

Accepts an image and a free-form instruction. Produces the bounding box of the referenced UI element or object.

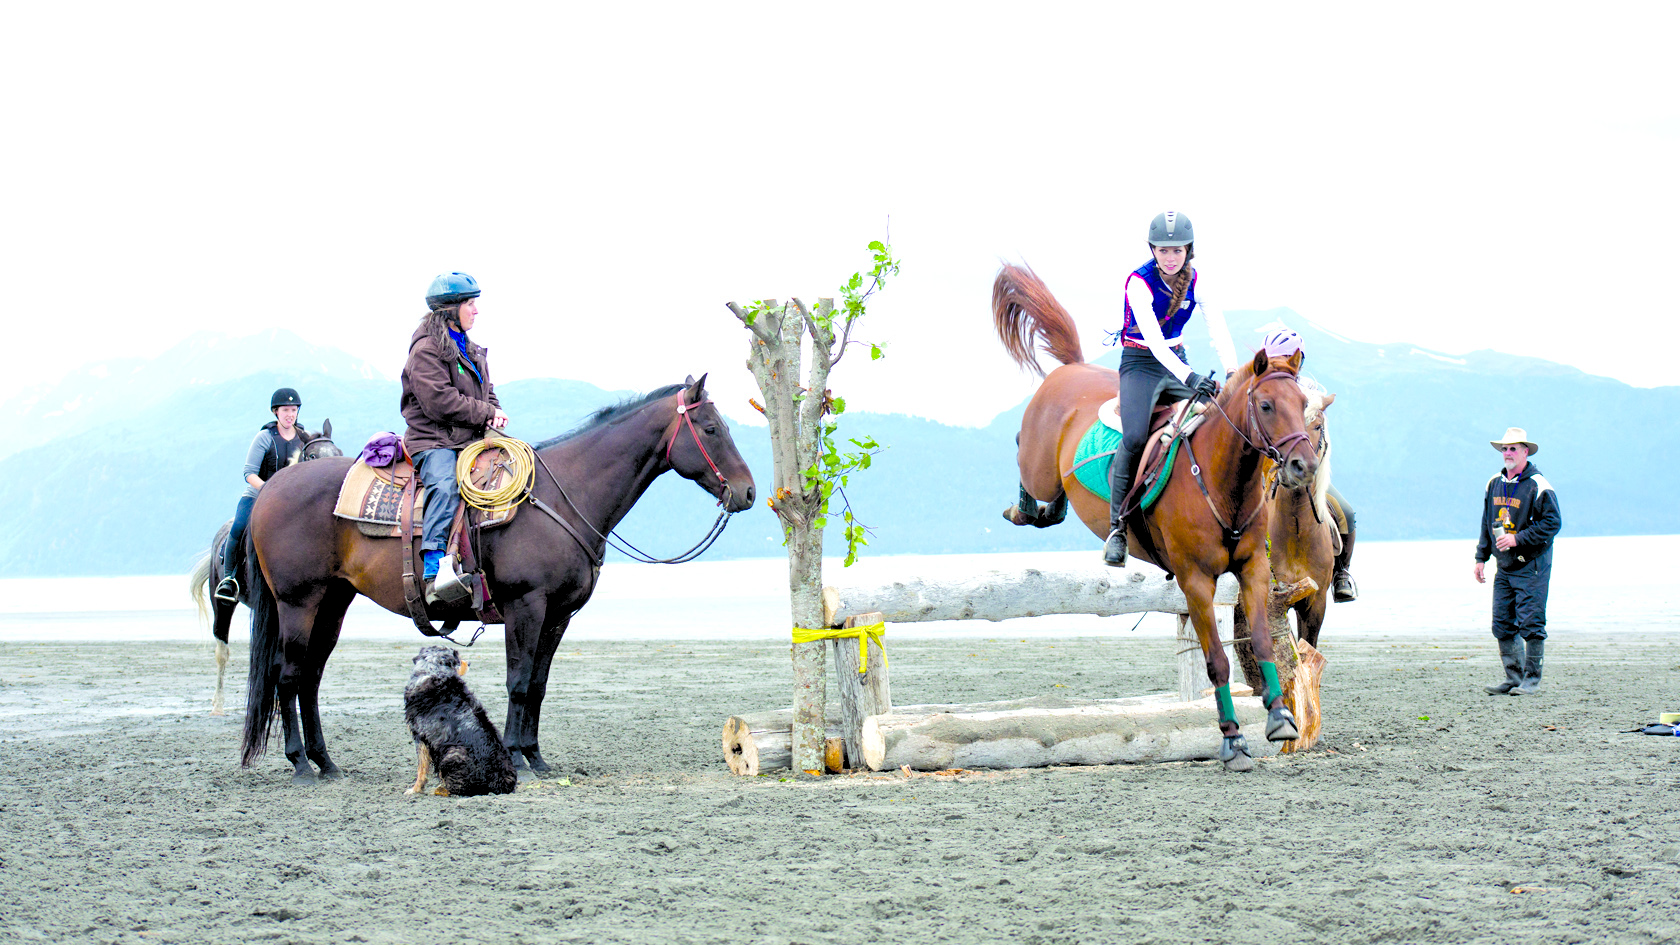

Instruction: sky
[6,3,1676,428]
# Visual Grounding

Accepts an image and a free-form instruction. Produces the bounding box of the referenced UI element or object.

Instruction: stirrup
[213,575,240,604]
[1332,570,1358,603]
[425,554,472,605]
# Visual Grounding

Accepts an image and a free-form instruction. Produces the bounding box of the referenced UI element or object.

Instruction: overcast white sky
[6,3,1676,427]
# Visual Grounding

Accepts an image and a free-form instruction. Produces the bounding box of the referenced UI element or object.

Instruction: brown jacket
[400,323,500,454]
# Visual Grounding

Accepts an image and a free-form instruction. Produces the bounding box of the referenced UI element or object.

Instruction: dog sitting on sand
[404,645,518,797]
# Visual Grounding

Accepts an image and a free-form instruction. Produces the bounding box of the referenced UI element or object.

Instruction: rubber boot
[1512,638,1544,695]
[1332,528,1358,602]
[1484,637,1523,694]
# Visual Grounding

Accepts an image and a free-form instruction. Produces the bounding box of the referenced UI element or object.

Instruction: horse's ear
[1287,350,1304,373]
[322,418,332,439]
[1320,393,1336,410]
[1251,349,1268,375]
[688,372,709,396]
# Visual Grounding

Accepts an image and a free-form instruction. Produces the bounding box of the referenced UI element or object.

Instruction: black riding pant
[1491,547,1552,641]
[1110,347,1191,527]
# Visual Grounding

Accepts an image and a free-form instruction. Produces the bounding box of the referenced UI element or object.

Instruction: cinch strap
[791,623,888,673]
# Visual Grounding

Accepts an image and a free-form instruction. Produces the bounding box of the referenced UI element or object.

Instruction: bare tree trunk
[728,297,838,775]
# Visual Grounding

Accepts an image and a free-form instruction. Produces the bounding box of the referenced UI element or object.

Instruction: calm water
[0,535,1673,644]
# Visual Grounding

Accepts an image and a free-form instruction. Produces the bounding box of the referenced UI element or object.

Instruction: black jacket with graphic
[1475,462,1562,570]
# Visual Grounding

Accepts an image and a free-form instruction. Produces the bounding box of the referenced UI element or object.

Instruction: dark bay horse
[239,376,755,782]
[189,422,342,715]
[992,264,1317,770]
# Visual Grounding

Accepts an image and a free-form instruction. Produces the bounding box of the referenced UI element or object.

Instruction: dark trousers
[1110,347,1190,526]
[220,494,256,570]
[1492,548,1552,640]
[415,448,461,553]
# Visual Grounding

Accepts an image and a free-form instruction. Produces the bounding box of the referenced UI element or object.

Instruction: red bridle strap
[666,389,730,502]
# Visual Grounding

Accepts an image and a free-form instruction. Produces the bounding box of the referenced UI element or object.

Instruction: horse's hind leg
[296,582,355,780]
[1002,483,1069,528]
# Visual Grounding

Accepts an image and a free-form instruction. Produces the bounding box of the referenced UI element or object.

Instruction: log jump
[723,561,1326,774]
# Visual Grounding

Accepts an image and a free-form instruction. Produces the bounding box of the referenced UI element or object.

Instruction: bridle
[1179,369,1314,549]
[529,389,737,566]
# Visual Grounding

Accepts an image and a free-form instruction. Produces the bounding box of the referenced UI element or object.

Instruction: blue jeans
[415,448,461,553]
[221,494,256,568]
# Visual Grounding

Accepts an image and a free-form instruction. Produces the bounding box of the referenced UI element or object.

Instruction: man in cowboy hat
[1475,427,1562,695]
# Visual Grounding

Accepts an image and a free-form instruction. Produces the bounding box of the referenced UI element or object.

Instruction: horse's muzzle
[722,481,756,513]
[1278,454,1315,491]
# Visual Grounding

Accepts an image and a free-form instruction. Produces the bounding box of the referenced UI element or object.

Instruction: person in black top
[1475,427,1562,696]
[213,387,306,602]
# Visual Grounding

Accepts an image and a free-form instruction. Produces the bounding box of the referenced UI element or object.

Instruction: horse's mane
[1294,374,1335,522]
[534,384,685,449]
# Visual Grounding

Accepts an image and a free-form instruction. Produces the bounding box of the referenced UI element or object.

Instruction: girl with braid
[1103,211,1241,566]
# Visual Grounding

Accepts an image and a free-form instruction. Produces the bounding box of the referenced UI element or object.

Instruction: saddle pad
[1071,421,1121,499]
[334,458,424,528]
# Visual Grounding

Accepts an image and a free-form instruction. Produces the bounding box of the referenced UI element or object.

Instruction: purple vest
[1121,260,1199,347]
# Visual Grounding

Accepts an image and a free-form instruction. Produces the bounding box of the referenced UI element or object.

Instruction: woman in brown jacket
[401,272,509,591]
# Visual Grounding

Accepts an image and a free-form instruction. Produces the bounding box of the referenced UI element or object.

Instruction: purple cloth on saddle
[359,432,405,468]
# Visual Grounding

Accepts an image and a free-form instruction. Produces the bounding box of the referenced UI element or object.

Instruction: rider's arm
[1193,284,1241,376]
[406,339,499,428]
[242,431,270,490]
[1126,276,1193,383]
[1474,476,1496,562]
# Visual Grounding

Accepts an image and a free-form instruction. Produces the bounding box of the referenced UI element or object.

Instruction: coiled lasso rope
[455,436,537,513]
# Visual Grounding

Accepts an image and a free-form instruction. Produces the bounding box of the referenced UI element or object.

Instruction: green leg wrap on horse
[1215,684,1237,726]
[1260,661,1283,708]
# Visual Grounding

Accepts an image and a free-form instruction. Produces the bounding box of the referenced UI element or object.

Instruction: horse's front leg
[1179,571,1252,772]
[1237,556,1300,744]
[501,591,551,773]
[519,618,571,774]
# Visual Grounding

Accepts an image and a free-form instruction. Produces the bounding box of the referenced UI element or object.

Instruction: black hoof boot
[1220,734,1254,772]
[1102,528,1127,567]
[1265,704,1300,742]
[1332,570,1358,603]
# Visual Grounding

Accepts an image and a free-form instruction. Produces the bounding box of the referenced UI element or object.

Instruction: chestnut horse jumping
[238,376,755,783]
[993,264,1317,770]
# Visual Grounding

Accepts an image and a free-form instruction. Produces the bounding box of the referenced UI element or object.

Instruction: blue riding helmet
[425,272,481,308]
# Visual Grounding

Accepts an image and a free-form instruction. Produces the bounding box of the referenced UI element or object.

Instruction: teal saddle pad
[1070,420,1180,511]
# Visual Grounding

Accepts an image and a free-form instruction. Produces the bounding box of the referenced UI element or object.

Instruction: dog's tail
[240,531,281,767]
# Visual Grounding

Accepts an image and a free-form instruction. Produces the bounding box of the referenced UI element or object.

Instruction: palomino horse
[239,376,755,782]
[992,264,1317,770]
[189,422,342,715]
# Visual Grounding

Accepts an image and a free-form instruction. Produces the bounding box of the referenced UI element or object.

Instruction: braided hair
[1156,243,1196,323]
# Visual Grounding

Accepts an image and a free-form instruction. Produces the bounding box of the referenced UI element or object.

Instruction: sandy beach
[3,626,1678,944]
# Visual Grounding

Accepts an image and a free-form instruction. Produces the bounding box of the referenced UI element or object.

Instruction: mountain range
[1,320,1672,576]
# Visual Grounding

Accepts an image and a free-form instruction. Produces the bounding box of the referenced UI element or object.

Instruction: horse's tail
[240,532,281,767]
[188,550,214,632]
[992,262,1084,376]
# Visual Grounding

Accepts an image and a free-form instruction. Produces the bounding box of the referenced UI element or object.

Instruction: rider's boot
[213,541,242,603]
[1484,636,1524,694]
[1332,526,1358,603]
[1104,445,1137,568]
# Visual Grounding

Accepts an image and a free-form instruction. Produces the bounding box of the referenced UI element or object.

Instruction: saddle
[332,440,528,637]
[1069,397,1207,512]
[1124,398,1209,513]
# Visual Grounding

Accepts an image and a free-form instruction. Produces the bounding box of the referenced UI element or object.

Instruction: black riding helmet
[271,388,302,411]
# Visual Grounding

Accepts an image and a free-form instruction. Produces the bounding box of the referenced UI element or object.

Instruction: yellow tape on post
[790,623,888,673]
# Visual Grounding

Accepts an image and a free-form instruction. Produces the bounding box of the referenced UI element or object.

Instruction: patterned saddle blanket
[334,458,423,538]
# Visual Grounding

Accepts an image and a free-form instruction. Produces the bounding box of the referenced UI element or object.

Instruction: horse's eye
[704,426,719,436]
[1260,402,1273,414]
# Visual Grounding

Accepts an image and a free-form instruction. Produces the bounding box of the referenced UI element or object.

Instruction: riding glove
[1185,372,1220,398]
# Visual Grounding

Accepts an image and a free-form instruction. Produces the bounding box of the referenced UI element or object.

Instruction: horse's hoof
[525,752,552,775]
[1219,734,1254,772]
[1265,706,1300,742]
[290,769,318,785]
[317,765,345,780]
[1002,506,1029,526]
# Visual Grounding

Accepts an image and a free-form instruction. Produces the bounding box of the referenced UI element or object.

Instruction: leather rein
[1179,370,1315,549]
[527,389,737,567]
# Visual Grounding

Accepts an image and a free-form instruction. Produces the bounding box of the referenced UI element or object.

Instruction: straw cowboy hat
[1490,427,1539,455]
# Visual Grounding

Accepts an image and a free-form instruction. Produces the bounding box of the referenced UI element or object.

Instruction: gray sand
[2,631,1678,944]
